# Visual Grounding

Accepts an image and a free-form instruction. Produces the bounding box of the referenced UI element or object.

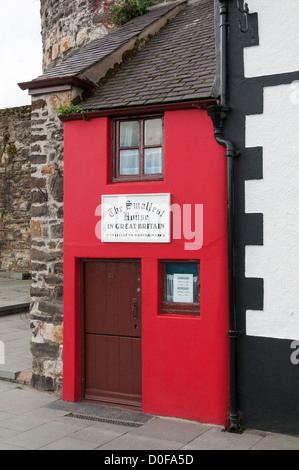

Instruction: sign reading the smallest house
[101,193,171,243]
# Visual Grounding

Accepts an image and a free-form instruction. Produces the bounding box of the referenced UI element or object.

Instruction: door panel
[83,260,142,407]
[84,334,142,406]
[84,261,141,337]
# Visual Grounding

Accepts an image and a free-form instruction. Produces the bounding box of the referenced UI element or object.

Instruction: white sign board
[173,273,194,303]
[101,193,171,243]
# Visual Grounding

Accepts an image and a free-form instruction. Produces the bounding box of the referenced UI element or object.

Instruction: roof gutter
[58,99,218,122]
[207,0,241,432]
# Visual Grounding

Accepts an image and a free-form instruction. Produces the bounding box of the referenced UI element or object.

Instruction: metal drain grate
[67,412,143,428]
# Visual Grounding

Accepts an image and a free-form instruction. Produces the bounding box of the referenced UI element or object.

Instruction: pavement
[1,382,299,451]
[0,275,32,381]
[1,276,299,450]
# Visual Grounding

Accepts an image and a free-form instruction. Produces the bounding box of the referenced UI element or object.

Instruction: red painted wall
[63,108,230,426]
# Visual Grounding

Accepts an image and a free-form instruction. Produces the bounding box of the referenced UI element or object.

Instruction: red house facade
[62,106,229,424]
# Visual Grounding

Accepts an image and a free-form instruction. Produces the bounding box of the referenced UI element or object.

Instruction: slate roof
[31,2,185,82]
[19,0,216,109]
[81,0,216,110]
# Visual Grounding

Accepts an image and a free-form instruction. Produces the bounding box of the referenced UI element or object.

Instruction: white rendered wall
[244,0,299,77]
[245,84,299,340]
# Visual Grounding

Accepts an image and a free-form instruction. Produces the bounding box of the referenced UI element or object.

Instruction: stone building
[40,0,107,72]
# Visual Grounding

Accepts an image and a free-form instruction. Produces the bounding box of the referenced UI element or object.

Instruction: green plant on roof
[56,105,98,116]
[56,104,84,116]
[93,0,152,30]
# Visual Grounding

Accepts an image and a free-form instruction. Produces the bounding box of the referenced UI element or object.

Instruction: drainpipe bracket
[226,148,240,158]
[226,151,239,158]
[227,329,243,339]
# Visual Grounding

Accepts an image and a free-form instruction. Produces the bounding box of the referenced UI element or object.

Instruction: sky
[0,0,42,108]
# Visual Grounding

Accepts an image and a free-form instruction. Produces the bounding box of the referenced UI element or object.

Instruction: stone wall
[0,106,32,274]
[29,92,71,391]
[40,0,107,72]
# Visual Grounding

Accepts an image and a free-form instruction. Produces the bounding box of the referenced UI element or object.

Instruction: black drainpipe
[207,0,241,432]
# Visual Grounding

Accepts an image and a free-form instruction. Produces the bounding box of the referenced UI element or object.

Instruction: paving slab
[127,416,212,444]
[68,422,129,447]
[0,412,56,432]
[182,426,264,450]
[0,411,15,423]
[0,426,21,442]
[97,432,183,450]
[14,406,69,427]
[0,276,31,315]
[0,386,56,415]
[0,442,28,450]
[249,433,299,450]
[40,436,99,450]
[2,420,85,450]
[0,380,17,393]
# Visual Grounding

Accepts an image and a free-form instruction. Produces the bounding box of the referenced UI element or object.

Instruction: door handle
[131,298,138,320]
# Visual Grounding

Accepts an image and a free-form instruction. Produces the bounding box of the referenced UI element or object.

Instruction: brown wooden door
[82,260,142,408]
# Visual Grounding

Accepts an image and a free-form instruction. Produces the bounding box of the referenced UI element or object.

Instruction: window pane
[145,118,162,145]
[144,148,162,174]
[120,149,139,175]
[120,121,139,147]
[165,263,198,303]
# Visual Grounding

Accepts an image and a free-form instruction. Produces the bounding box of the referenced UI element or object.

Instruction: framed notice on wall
[101,193,171,243]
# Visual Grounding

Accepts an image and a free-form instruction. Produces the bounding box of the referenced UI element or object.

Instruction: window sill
[158,312,201,319]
